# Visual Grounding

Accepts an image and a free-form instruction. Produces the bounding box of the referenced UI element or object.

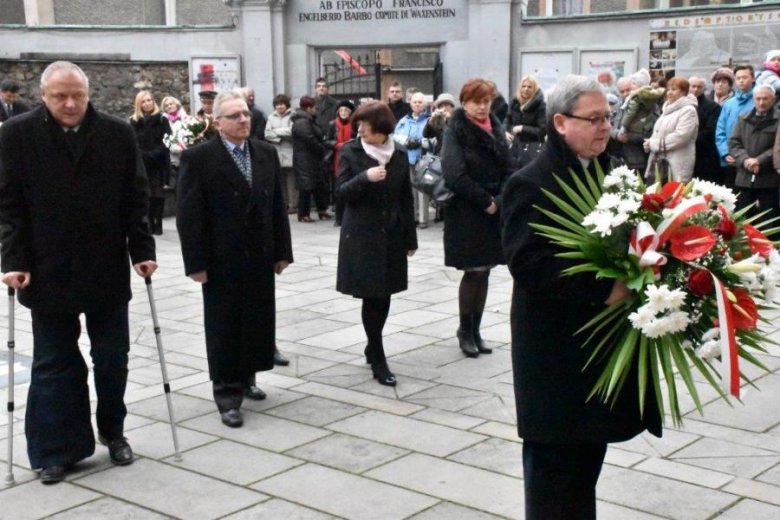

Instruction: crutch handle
[7,287,13,297]
[145,276,152,286]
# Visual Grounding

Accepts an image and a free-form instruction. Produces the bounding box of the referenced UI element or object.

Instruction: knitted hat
[765,50,780,62]
[630,69,651,88]
[336,100,355,113]
[299,95,316,109]
[434,93,456,108]
[710,67,735,86]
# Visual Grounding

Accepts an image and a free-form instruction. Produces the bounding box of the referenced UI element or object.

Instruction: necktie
[232,146,252,187]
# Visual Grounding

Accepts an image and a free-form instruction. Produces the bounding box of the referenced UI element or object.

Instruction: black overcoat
[176,136,293,381]
[504,90,547,144]
[335,139,417,298]
[692,94,722,183]
[0,105,155,314]
[441,108,512,269]
[501,132,662,444]
[291,109,329,192]
[130,113,171,190]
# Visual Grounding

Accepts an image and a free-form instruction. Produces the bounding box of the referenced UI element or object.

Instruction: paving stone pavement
[1,216,779,519]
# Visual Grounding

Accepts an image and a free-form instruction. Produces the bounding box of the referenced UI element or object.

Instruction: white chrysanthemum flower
[667,288,687,309]
[596,193,622,211]
[642,318,667,338]
[602,175,623,189]
[667,311,691,332]
[696,340,721,361]
[681,340,693,350]
[691,180,737,213]
[617,198,641,215]
[702,328,720,342]
[628,305,655,328]
[610,212,630,228]
[582,210,615,237]
[645,284,672,313]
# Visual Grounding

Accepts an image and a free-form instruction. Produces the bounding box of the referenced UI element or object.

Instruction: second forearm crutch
[142,269,183,461]
[5,287,16,485]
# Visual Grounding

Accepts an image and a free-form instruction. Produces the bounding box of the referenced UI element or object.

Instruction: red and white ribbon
[711,274,740,398]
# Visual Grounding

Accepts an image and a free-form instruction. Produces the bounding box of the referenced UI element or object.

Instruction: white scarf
[361,137,395,166]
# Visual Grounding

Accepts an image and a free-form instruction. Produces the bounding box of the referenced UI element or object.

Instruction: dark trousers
[298,189,328,216]
[523,441,608,520]
[26,306,130,469]
[212,374,256,413]
[736,186,780,225]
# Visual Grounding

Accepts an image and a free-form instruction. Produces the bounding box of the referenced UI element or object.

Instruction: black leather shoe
[457,328,480,358]
[474,333,493,354]
[273,347,290,366]
[221,408,244,428]
[98,434,134,466]
[40,465,68,484]
[371,360,397,387]
[244,385,267,400]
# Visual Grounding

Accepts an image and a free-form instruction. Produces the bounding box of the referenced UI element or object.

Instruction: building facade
[0,0,777,116]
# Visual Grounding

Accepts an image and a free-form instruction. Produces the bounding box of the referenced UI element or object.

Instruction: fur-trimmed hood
[447,107,510,169]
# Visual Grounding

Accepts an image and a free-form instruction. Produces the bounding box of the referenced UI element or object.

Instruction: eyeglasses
[219,111,251,121]
[563,113,611,127]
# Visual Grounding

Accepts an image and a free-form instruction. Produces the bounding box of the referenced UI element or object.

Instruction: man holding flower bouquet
[502,75,662,520]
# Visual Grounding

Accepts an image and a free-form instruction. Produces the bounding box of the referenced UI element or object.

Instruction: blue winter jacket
[715,86,755,166]
[394,112,431,165]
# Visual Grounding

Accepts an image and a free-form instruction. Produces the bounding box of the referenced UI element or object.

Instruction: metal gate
[321,50,381,101]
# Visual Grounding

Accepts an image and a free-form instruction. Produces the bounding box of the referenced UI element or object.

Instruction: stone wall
[177,0,232,26]
[0,60,191,118]
[0,0,26,24]
[53,0,166,25]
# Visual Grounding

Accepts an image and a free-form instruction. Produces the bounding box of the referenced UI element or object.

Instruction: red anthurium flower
[687,270,714,296]
[743,224,773,258]
[642,193,665,212]
[715,217,738,241]
[660,181,685,208]
[669,226,717,261]
[730,288,758,330]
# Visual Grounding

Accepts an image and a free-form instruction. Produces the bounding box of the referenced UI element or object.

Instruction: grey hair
[616,77,635,89]
[546,75,605,127]
[688,76,707,86]
[213,89,247,119]
[754,84,776,97]
[40,61,89,90]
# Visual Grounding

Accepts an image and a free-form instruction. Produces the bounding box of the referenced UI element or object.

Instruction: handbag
[512,140,544,169]
[412,153,454,208]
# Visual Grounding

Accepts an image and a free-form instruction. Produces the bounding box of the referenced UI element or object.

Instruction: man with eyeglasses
[503,75,662,520]
[177,89,293,428]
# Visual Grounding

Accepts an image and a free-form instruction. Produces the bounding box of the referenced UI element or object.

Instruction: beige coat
[264,109,293,168]
[646,94,699,182]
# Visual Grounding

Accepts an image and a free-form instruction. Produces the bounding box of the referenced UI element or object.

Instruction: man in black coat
[0,62,157,484]
[690,76,723,183]
[177,90,293,428]
[242,86,267,142]
[502,75,662,520]
[314,77,338,134]
[0,79,30,122]
[387,81,411,123]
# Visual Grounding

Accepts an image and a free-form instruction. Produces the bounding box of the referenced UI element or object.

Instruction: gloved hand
[406,138,421,150]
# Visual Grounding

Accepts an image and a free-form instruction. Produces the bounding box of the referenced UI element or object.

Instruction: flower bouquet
[163,116,216,151]
[535,164,778,425]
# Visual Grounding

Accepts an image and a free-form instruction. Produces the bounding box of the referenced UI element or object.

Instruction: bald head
[689,76,706,98]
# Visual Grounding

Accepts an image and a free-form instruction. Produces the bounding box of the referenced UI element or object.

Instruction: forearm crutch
[141,268,183,461]
[5,287,16,485]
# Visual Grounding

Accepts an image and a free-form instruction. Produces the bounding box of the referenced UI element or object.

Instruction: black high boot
[457,314,479,358]
[368,342,396,386]
[473,310,492,354]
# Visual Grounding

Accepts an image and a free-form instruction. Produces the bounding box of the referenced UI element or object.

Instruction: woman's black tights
[362,297,391,362]
[459,271,490,333]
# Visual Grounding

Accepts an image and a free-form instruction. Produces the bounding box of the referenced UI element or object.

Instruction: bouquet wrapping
[536,164,777,425]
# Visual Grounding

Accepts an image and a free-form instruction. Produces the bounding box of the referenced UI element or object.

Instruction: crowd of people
[0,52,779,519]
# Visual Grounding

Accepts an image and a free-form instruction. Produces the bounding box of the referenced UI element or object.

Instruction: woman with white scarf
[335,101,418,387]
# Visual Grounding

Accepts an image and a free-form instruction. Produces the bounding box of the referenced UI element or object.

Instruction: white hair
[616,77,635,90]
[40,61,89,90]
[754,84,776,97]
[689,76,707,86]
[213,89,247,119]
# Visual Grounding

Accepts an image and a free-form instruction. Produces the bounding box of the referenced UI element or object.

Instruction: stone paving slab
[0,481,101,520]
[252,463,439,519]
[47,497,172,519]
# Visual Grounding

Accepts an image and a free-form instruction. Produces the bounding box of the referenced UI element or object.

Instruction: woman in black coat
[441,79,512,358]
[336,101,418,386]
[291,95,332,222]
[326,100,356,226]
[130,90,171,235]
[504,75,547,168]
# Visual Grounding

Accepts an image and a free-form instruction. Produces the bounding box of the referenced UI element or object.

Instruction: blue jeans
[26,306,129,469]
